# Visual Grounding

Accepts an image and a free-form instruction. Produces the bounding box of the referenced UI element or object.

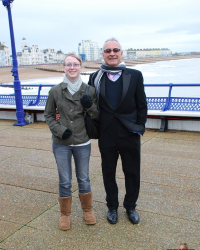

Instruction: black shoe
[126,209,140,224]
[107,210,118,224]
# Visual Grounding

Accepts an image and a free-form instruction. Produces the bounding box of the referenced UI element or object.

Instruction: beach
[1,54,200,84]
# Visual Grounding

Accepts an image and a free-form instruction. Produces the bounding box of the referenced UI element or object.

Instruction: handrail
[143,83,200,111]
[0,83,200,111]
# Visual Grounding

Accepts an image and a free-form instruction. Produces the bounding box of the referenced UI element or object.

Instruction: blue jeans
[52,142,91,197]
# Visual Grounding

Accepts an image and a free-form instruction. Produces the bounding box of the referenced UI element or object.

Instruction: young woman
[44,53,98,230]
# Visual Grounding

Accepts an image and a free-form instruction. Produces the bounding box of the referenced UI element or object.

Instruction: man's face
[102,40,123,66]
[178,244,188,250]
[63,56,81,82]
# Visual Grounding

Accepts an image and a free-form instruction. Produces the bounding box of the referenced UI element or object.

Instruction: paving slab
[90,139,101,157]
[28,198,104,233]
[138,182,200,222]
[0,126,51,139]
[0,145,27,161]
[141,160,200,177]
[0,184,57,224]
[0,134,52,150]
[155,130,200,141]
[0,120,16,126]
[1,148,58,169]
[142,141,200,155]
[142,151,200,167]
[141,166,200,191]
[1,205,199,250]
[0,157,101,197]
[0,122,199,249]
[116,158,200,191]
[142,138,200,155]
[0,220,22,242]
[83,175,200,222]
[0,162,59,193]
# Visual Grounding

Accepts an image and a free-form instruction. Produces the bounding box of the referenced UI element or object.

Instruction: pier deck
[0,120,199,250]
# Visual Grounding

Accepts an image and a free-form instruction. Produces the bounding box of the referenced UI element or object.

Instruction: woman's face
[64,56,82,82]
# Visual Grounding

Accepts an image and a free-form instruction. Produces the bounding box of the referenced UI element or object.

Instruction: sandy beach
[1,54,200,84]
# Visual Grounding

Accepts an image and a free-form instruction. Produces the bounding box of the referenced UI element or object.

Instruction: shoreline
[1,54,200,84]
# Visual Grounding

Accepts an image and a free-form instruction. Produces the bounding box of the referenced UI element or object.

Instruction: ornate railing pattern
[169,97,200,111]
[146,97,167,110]
[0,94,48,106]
[0,83,200,112]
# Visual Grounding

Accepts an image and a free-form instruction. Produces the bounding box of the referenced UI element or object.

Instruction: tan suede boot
[79,192,96,225]
[58,196,72,230]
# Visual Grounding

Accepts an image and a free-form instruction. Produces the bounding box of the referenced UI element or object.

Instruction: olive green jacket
[44,82,98,145]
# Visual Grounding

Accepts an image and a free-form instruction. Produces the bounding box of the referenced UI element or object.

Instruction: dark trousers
[100,134,141,211]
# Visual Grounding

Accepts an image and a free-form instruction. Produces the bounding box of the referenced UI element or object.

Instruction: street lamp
[1,0,28,126]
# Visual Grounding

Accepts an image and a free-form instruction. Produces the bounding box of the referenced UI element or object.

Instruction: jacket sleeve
[86,85,98,120]
[88,74,93,86]
[44,89,67,139]
[135,72,148,127]
[88,71,99,87]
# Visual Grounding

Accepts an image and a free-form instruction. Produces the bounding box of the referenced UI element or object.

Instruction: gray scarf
[94,62,126,101]
[63,74,82,95]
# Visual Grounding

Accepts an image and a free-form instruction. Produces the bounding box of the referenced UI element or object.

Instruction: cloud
[1,0,200,53]
[155,22,200,35]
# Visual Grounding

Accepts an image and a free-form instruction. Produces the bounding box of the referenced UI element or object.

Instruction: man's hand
[55,110,60,121]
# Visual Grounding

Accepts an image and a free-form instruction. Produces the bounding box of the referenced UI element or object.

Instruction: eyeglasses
[103,48,121,53]
[65,63,80,68]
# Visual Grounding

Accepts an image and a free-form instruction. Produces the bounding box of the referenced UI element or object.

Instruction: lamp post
[1,0,28,126]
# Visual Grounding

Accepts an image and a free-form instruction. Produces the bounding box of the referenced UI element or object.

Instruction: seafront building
[0,38,66,66]
[0,42,10,67]
[98,47,172,60]
[17,38,66,65]
[78,40,100,61]
[125,48,172,59]
[0,39,173,66]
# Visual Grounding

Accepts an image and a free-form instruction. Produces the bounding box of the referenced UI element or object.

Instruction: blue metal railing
[0,83,200,112]
[145,83,200,111]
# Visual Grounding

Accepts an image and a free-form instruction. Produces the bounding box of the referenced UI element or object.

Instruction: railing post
[162,83,173,111]
[28,85,42,106]
[2,0,28,126]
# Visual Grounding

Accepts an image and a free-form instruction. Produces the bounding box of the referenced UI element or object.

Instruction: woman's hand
[80,95,92,109]
[62,128,72,139]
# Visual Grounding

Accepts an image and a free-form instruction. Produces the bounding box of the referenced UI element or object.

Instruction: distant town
[0,38,198,67]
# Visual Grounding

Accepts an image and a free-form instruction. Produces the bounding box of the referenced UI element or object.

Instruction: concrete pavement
[0,120,199,250]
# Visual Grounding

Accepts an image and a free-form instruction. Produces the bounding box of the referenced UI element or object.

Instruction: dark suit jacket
[88,68,147,148]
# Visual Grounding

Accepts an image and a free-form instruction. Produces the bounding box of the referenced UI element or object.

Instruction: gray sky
[1,0,200,54]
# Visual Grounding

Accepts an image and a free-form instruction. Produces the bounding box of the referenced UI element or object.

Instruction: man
[178,243,188,250]
[88,38,147,224]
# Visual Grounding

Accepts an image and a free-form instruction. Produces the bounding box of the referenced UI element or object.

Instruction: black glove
[62,129,72,139]
[80,95,92,109]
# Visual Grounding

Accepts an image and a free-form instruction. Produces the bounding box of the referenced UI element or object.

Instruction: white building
[43,48,66,64]
[17,38,45,65]
[126,50,136,59]
[0,42,11,66]
[124,48,172,58]
[0,50,6,67]
[78,40,99,61]
[43,48,57,64]
[16,38,66,65]
[161,48,172,56]
[56,50,65,63]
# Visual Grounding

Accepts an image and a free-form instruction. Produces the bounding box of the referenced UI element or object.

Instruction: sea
[1,58,200,98]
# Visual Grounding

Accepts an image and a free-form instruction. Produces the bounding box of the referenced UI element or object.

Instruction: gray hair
[178,243,188,250]
[103,37,122,49]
